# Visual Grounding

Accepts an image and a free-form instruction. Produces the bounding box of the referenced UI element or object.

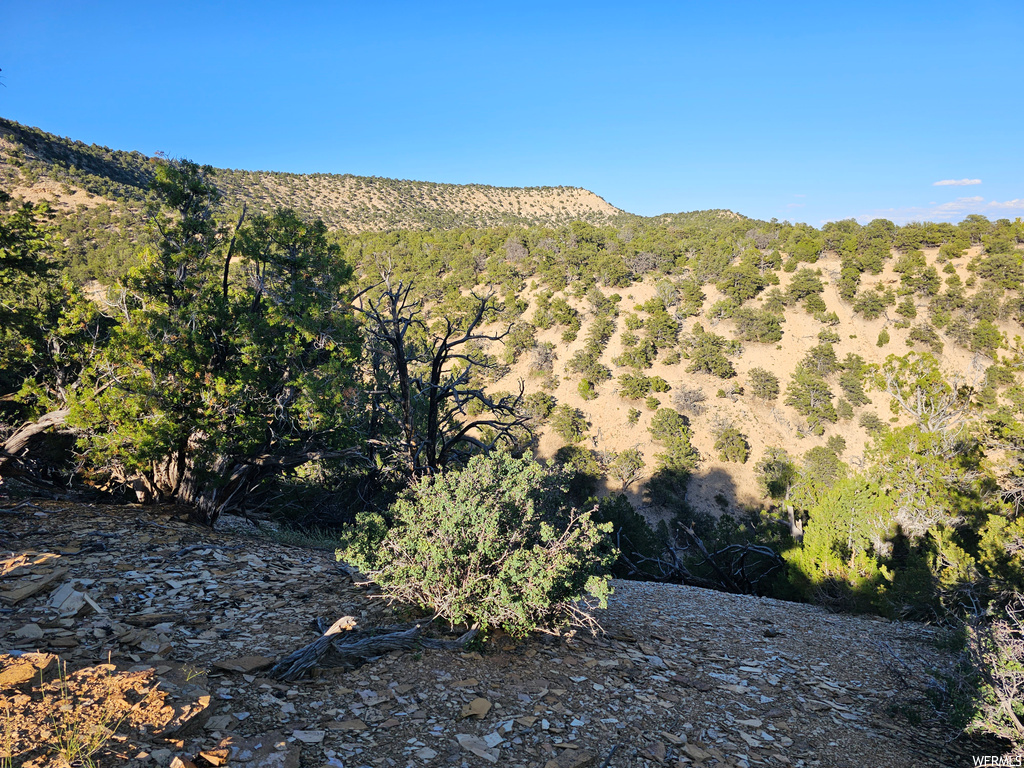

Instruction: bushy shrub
[803,293,827,316]
[502,321,536,364]
[684,324,738,378]
[837,398,854,420]
[732,307,783,343]
[566,342,612,383]
[578,379,598,401]
[612,338,657,369]
[521,392,557,423]
[858,411,888,435]
[618,371,652,400]
[606,448,645,490]
[960,596,1024,750]
[715,427,750,463]
[649,408,700,472]
[855,287,895,320]
[550,404,589,443]
[749,368,780,401]
[339,453,614,636]
[907,324,943,355]
[554,445,603,505]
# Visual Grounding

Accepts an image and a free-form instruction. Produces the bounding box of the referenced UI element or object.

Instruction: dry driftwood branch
[0,409,70,470]
[269,615,479,682]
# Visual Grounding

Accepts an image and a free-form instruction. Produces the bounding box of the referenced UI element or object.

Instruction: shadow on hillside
[640,465,744,526]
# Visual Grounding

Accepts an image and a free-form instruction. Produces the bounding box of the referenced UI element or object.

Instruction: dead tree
[615,525,784,595]
[268,615,479,681]
[354,275,530,480]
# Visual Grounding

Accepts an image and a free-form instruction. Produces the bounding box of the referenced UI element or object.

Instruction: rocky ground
[0,501,989,767]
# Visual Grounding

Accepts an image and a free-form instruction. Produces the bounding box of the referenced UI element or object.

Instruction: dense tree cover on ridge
[4,120,1024,748]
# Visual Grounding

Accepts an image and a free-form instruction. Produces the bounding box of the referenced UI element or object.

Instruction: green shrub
[336,511,390,570]
[855,287,895,320]
[685,324,738,378]
[907,324,943,355]
[785,366,837,435]
[644,395,661,410]
[715,427,750,463]
[972,319,1003,355]
[896,297,917,319]
[550,404,589,443]
[578,379,598,401]
[837,398,854,420]
[502,321,536,364]
[612,338,657,369]
[522,392,557,423]
[858,411,888,435]
[649,408,700,473]
[343,453,614,636]
[554,445,603,506]
[748,367,780,400]
[607,448,645,490]
[877,328,890,347]
[618,371,652,400]
[803,293,827,316]
[626,408,641,425]
[624,312,644,331]
[732,306,783,343]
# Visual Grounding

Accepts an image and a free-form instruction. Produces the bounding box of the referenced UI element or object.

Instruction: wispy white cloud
[786,202,805,208]
[933,178,982,186]
[856,195,1022,224]
[988,198,1024,210]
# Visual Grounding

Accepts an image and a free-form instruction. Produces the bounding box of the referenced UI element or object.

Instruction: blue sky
[2,1,1022,226]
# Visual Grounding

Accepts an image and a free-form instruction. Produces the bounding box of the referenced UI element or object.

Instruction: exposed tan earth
[1,502,982,767]
[488,244,1013,524]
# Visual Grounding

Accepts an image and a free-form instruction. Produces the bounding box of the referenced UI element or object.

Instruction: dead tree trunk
[0,409,70,472]
[269,616,479,682]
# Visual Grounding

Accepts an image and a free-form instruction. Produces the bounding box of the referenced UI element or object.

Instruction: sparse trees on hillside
[785,366,838,435]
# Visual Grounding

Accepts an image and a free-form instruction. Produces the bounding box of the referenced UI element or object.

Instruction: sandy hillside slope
[488,243,1019,523]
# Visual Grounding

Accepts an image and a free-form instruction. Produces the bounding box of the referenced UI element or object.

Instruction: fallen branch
[268,616,479,681]
[0,501,47,514]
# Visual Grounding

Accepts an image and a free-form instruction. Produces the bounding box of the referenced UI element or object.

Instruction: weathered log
[0,409,70,470]
[268,616,479,682]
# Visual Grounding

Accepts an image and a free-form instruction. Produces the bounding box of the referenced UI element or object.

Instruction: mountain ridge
[0,117,624,231]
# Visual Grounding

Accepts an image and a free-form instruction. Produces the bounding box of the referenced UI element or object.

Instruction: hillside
[0,118,621,231]
[3,119,1024,756]
[0,502,972,767]
[488,242,1012,521]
